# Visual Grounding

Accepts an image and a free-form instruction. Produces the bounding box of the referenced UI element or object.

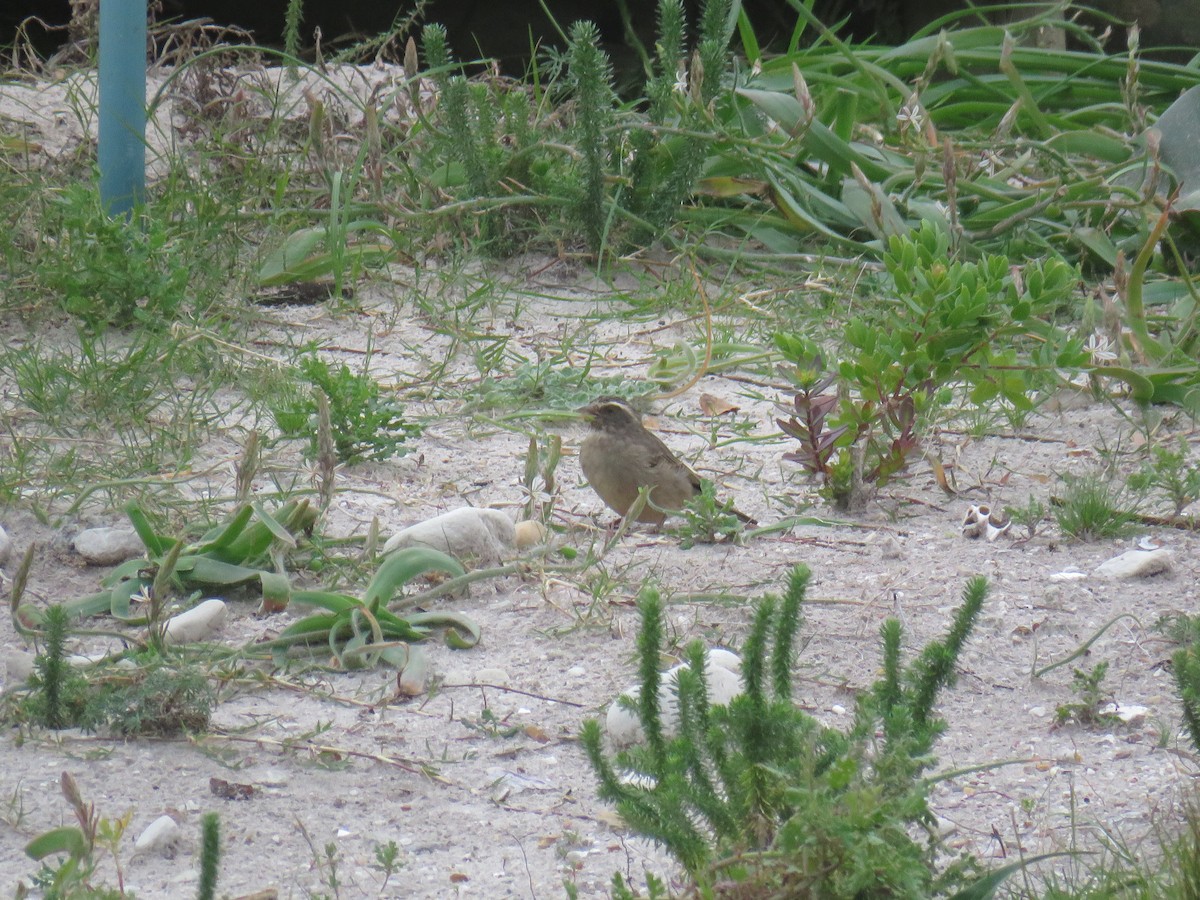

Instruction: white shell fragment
[1094,548,1173,579]
[1049,571,1088,582]
[1101,702,1150,726]
[382,507,515,566]
[606,649,743,748]
[73,527,145,565]
[961,504,1011,542]
[162,599,228,645]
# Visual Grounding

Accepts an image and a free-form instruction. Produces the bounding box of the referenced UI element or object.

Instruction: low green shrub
[583,564,997,896]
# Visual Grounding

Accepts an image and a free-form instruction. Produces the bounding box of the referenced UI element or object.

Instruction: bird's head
[577,396,643,433]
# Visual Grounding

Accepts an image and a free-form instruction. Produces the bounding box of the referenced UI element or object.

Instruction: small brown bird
[577,396,753,526]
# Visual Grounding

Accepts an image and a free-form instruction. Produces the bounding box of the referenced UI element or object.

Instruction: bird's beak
[576,402,597,420]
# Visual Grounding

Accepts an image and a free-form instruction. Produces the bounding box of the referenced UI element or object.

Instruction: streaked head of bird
[577,396,642,433]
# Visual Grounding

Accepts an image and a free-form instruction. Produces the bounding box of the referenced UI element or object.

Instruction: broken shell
[961,504,1011,542]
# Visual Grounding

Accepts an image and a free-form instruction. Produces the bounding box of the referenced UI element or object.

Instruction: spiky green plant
[582,565,994,896]
[625,0,735,239]
[283,0,304,60]
[647,0,685,118]
[422,24,495,218]
[198,812,220,900]
[567,20,616,251]
[26,606,86,730]
[696,0,735,105]
[1174,642,1200,754]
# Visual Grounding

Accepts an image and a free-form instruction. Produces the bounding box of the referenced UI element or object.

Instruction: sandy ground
[2,64,1200,900]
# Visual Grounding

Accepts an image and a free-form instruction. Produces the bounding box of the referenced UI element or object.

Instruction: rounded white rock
[73,527,145,566]
[134,814,181,857]
[1094,548,1173,579]
[606,650,744,748]
[705,648,741,673]
[66,654,137,669]
[382,507,516,566]
[163,599,228,645]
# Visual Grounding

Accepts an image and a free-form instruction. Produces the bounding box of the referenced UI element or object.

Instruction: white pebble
[73,528,144,566]
[1094,548,1173,579]
[606,650,744,748]
[383,507,515,566]
[134,815,180,857]
[162,599,228,645]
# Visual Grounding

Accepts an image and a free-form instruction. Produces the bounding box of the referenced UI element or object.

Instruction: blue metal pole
[98,0,147,216]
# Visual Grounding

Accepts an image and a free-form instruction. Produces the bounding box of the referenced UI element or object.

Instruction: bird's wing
[644,434,703,491]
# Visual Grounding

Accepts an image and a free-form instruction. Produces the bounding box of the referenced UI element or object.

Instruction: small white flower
[673,64,688,95]
[896,102,923,134]
[976,151,1000,177]
[1083,332,1117,362]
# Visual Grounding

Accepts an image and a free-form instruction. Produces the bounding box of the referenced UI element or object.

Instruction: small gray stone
[474,667,511,686]
[73,527,145,566]
[4,651,34,684]
[1094,548,1173,579]
[0,524,10,565]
